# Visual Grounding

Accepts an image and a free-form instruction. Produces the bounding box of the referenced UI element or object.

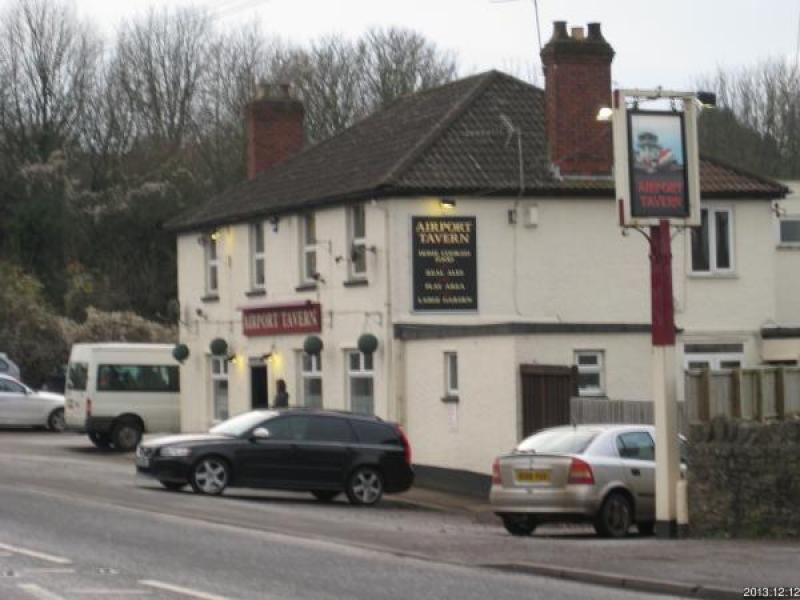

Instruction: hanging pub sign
[612,92,701,227]
[412,216,477,311]
[627,111,689,219]
[242,302,321,337]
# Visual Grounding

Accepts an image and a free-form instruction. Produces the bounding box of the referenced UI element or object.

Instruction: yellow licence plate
[515,469,550,483]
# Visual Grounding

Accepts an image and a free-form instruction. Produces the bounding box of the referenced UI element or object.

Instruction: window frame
[346,350,375,416]
[249,222,266,291]
[300,213,317,284]
[684,353,743,371]
[205,236,220,295]
[690,207,735,275]
[444,351,458,397]
[348,204,367,279]
[615,431,656,462]
[574,350,605,397]
[210,356,229,423]
[777,215,800,247]
[298,352,323,409]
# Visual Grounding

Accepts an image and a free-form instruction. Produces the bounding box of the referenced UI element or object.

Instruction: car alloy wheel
[346,467,383,506]
[48,409,65,432]
[191,457,230,495]
[595,492,633,538]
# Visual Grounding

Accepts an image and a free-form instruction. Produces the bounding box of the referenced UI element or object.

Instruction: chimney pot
[552,21,569,40]
[587,22,603,40]
[570,27,585,40]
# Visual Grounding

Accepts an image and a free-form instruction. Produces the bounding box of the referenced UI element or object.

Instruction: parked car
[64,343,180,452]
[0,353,21,380]
[0,374,65,431]
[136,409,414,505]
[490,424,687,538]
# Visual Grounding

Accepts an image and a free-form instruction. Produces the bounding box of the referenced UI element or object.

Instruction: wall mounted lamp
[440,197,456,210]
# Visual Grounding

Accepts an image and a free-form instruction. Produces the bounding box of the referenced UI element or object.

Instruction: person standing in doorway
[274,379,289,408]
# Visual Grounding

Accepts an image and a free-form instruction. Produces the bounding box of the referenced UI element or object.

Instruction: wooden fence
[570,397,689,434]
[685,367,800,423]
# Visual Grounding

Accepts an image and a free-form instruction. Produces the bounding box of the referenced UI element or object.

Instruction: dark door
[520,365,577,437]
[293,416,355,487]
[251,365,268,409]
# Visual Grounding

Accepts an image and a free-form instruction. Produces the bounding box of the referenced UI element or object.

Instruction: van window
[67,362,88,391]
[97,365,180,393]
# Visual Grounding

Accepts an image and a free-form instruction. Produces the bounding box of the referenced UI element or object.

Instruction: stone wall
[688,417,800,538]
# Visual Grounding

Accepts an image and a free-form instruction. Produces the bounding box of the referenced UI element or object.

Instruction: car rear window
[516,429,598,454]
[352,421,401,445]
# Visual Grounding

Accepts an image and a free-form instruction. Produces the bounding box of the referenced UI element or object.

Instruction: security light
[440,197,456,209]
[596,107,613,122]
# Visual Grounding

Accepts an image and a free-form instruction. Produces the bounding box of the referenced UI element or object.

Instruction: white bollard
[676,479,689,538]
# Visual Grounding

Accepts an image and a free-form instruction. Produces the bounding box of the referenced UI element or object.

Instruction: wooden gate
[520,365,578,437]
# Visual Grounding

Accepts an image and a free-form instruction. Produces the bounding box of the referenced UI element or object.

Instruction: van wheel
[89,432,112,449]
[500,514,537,536]
[111,421,142,452]
[594,492,633,538]
[47,408,65,432]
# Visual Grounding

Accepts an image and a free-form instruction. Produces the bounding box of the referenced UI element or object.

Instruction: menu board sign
[412,216,477,311]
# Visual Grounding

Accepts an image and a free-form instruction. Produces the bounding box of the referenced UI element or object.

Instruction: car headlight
[160,446,192,457]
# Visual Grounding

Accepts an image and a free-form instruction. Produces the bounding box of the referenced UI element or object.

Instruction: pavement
[392,485,799,600]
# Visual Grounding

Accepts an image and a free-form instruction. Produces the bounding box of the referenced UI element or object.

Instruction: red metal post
[649,219,675,346]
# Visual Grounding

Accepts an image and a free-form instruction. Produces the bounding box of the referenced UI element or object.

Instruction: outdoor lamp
[439,197,456,210]
[596,107,613,121]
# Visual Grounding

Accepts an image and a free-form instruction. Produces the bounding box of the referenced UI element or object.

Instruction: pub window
[300,213,317,284]
[444,352,458,397]
[779,217,800,246]
[347,351,374,416]
[205,236,219,295]
[250,222,265,290]
[348,204,367,279]
[299,352,322,409]
[575,350,605,397]
[210,356,228,422]
[691,207,734,274]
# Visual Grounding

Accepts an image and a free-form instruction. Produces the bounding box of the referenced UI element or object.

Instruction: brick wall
[540,21,614,176]
[688,417,800,538]
[246,92,304,179]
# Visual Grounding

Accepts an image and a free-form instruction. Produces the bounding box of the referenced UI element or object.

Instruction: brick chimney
[540,22,615,176]
[245,82,304,179]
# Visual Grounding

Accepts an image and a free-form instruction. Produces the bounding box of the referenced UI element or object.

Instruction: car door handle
[631,468,641,476]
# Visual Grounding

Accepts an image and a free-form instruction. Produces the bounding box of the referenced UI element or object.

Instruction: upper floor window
[691,208,734,274]
[348,204,367,279]
[250,222,265,290]
[300,213,317,284]
[779,216,800,246]
[575,350,605,397]
[205,236,219,295]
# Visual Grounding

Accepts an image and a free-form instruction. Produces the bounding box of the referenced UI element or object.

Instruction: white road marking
[67,590,151,595]
[0,543,71,565]
[139,580,231,600]
[19,568,76,575]
[17,583,67,600]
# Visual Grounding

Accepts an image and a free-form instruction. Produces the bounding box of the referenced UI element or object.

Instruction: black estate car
[135,409,414,505]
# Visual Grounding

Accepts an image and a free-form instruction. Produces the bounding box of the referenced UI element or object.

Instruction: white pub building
[168,22,798,492]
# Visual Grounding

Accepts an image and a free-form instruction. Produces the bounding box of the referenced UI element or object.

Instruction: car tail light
[567,457,594,485]
[396,425,412,465]
[491,458,502,484]
[85,397,92,417]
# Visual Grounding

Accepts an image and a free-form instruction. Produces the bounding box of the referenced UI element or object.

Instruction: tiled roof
[168,71,788,232]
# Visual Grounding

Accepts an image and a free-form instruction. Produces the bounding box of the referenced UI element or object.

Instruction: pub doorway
[520,365,578,437]
[250,363,268,409]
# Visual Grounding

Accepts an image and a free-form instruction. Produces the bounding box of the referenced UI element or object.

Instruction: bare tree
[0,0,99,165]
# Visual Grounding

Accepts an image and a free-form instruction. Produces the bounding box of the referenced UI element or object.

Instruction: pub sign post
[612,88,703,539]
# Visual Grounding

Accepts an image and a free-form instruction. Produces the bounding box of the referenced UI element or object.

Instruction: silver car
[0,374,66,432]
[490,424,685,538]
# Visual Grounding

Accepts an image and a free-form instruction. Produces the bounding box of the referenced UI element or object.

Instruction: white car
[0,373,65,432]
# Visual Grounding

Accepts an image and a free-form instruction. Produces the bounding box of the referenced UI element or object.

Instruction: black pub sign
[412,216,477,311]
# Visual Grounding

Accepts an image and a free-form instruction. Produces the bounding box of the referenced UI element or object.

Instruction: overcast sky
[12,0,800,89]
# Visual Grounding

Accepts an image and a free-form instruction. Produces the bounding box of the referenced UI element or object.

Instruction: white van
[65,344,180,451]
